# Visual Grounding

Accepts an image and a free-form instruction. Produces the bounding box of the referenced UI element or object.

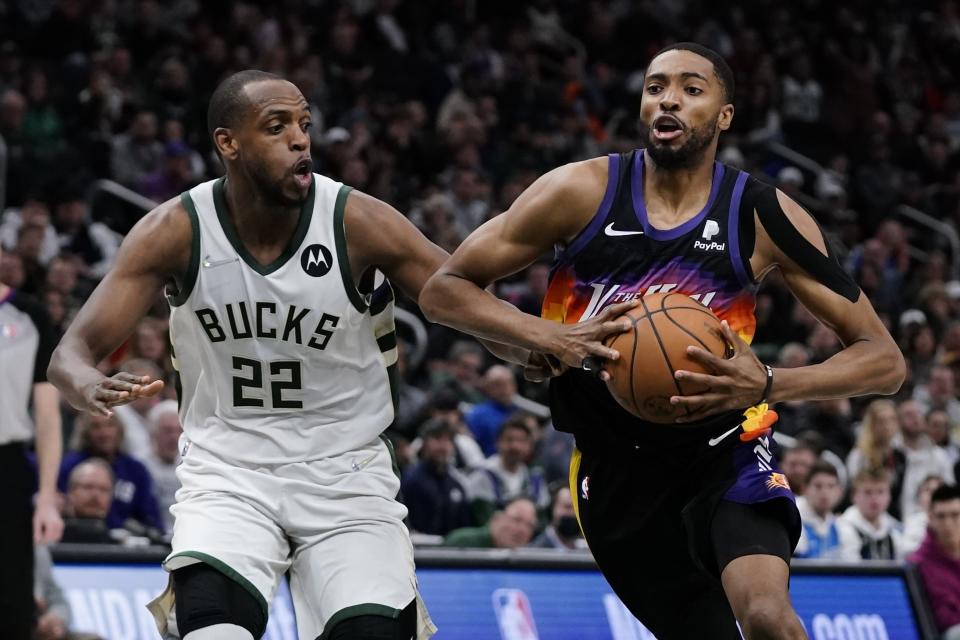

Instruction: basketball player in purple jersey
[421,43,904,639]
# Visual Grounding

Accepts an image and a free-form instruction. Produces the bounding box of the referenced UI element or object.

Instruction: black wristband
[759,365,774,405]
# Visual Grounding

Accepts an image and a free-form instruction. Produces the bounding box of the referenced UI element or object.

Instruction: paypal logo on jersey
[694,220,725,252]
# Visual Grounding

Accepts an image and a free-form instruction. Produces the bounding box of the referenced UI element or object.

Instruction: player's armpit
[48,199,191,411]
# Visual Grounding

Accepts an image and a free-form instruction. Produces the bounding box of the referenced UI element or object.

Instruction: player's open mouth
[652,115,684,141]
[293,158,313,188]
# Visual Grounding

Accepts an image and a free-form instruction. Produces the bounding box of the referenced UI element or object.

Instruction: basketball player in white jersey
[49,70,635,640]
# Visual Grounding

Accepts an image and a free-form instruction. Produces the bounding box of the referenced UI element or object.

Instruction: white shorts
[147,437,435,639]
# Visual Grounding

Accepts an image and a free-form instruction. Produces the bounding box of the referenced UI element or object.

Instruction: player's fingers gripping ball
[603,292,730,423]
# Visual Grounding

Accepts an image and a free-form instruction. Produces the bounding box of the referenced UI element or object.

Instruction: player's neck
[223,176,300,240]
[0,283,9,300]
[643,153,716,223]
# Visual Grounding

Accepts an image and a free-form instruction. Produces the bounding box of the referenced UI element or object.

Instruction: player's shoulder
[518,156,610,215]
[119,193,194,276]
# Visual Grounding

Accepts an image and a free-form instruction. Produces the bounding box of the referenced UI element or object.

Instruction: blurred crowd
[2,0,960,634]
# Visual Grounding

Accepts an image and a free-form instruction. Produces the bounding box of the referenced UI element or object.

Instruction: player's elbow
[876,342,907,396]
[418,272,450,324]
[46,347,66,390]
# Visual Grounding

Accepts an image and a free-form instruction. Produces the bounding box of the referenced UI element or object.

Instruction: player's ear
[214,127,239,161]
[717,103,734,132]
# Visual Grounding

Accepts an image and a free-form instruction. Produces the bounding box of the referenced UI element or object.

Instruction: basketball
[604,293,730,423]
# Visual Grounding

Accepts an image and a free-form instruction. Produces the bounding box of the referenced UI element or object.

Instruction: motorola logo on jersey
[693,219,725,252]
[301,243,333,277]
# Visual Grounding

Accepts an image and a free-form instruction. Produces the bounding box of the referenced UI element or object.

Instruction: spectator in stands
[61,458,115,544]
[929,408,960,466]
[52,187,120,280]
[0,195,58,263]
[909,484,960,640]
[847,399,906,518]
[142,400,181,534]
[430,340,485,404]
[904,475,946,553]
[109,110,164,190]
[393,339,428,441]
[794,462,859,560]
[139,141,195,202]
[422,388,486,471]
[839,467,906,560]
[401,417,474,536]
[58,412,164,534]
[468,412,550,525]
[781,442,818,494]
[467,364,519,456]
[915,365,960,424]
[898,400,955,519]
[128,316,169,366]
[111,358,163,460]
[529,487,585,551]
[443,496,538,549]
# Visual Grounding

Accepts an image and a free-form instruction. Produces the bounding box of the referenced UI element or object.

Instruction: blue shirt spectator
[56,412,163,533]
[466,365,518,456]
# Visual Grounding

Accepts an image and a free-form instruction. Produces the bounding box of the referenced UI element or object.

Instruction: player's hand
[669,320,768,422]
[545,300,637,375]
[33,492,64,544]
[36,611,67,640]
[523,352,568,382]
[82,372,165,416]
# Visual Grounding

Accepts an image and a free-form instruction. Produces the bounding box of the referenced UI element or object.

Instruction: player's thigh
[164,491,291,629]
[571,449,740,639]
[289,515,419,639]
[712,499,795,617]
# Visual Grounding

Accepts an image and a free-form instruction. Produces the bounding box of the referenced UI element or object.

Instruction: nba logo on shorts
[492,588,539,640]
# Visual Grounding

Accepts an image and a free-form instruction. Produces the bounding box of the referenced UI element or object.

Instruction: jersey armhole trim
[167,191,201,307]
[557,153,621,262]
[333,185,369,313]
[727,171,755,290]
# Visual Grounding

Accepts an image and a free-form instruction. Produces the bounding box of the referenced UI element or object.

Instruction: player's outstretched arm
[671,188,905,421]
[48,200,191,415]
[343,190,532,365]
[420,159,635,371]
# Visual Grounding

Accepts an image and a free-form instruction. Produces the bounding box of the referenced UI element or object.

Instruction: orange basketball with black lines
[604,292,730,423]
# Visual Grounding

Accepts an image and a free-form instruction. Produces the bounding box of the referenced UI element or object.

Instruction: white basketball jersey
[167,175,399,466]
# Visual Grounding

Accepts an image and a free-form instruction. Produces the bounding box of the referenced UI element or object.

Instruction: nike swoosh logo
[604,223,644,237]
[202,256,238,268]
[707,424,741,447]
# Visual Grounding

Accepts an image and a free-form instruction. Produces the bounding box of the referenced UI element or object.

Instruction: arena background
[1,0,959,638]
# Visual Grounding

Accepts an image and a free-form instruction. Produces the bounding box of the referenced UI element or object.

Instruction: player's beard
[246,156,308,208]
[640,115,718,171]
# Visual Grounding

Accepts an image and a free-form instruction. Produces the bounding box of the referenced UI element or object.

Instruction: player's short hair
[207,69,283,141]
[805,460,839,485]
[651,42,735,104]
[852,467,891,490]
[930,483,960,506]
